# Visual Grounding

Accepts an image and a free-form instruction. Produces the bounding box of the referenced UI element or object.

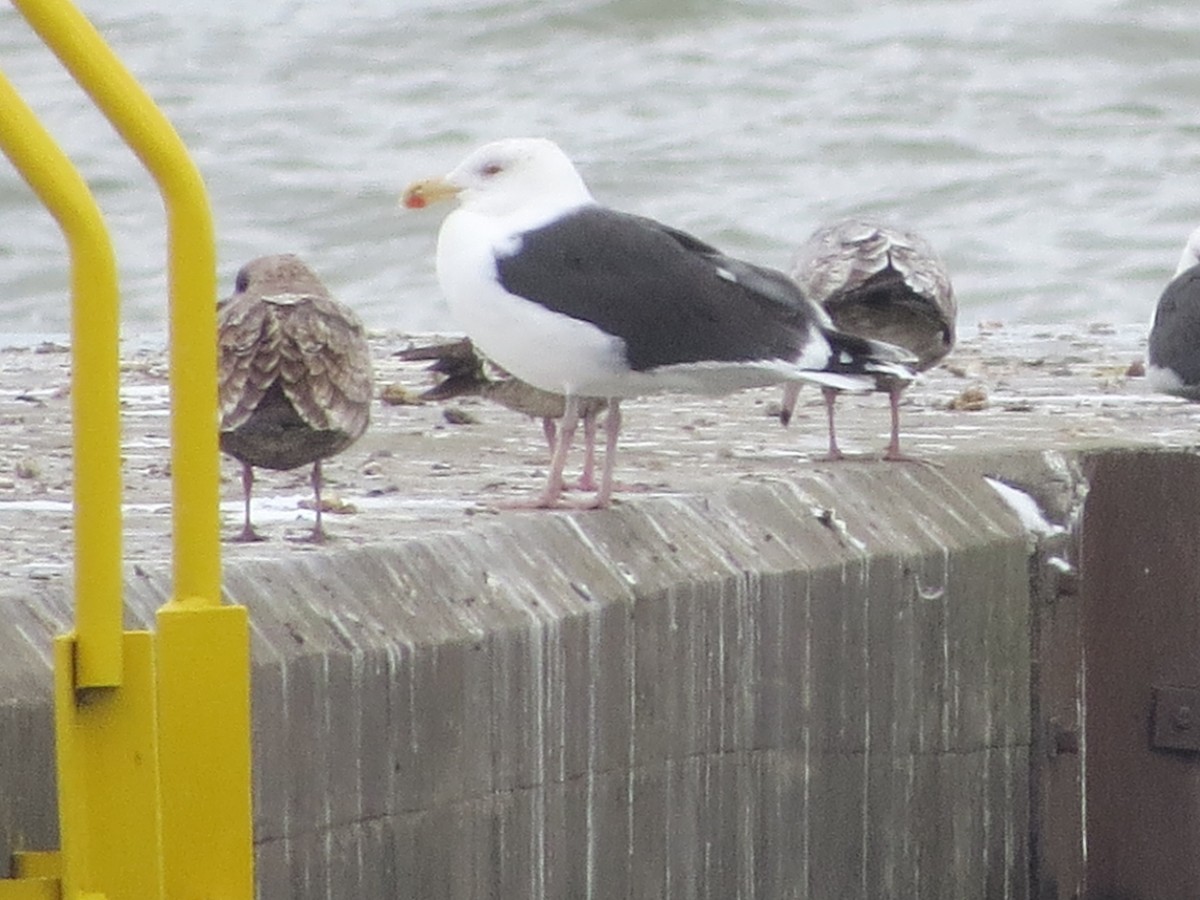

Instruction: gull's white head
[1176,224,1200,278]
[403,137,593,221]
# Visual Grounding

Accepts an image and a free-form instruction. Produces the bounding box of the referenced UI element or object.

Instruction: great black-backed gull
[1147,224,1200,399]
[396,337,608,490]
[785,218,956,460]
[403,138,914,508]
[219,254,373,542]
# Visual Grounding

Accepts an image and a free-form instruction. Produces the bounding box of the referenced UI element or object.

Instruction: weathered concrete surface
[0,321,1168,579]
[0,323,1182,898]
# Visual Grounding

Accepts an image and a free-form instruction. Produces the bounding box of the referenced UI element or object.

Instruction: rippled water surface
[1,0,1197,336]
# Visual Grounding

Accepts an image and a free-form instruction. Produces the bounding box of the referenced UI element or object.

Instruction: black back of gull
[1148,225,1200,400]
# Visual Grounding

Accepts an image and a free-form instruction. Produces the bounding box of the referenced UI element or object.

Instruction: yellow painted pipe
[0,66,123,688]
[12,0,221,609]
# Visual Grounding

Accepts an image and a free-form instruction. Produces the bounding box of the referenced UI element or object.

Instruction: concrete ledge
[3,454,1045,898]
[0,325,1171,897]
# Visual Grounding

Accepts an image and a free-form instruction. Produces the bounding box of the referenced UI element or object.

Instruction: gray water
[1,0,1198,337]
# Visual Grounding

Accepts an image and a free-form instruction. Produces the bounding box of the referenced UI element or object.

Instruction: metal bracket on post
[1150,685,1200,754]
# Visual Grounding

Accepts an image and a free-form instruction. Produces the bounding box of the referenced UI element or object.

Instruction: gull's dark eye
[234,265,251,293]
[481,162,503,177]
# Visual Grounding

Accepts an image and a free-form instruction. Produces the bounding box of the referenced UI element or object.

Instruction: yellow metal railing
[0,64,123,688]
[0,0,254,897]
[10,0,221,609]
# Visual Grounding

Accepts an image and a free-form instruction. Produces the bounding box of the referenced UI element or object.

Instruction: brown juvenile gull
[396,336,609,490]
[402,137,914,509]
[784,218,956,460]
[219,254,373,542]
[1147,224,1200,399]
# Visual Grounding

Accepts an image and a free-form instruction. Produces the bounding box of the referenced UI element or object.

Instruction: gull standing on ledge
[1147,224,1200,399]
[219,254,374,542]
[396,337,608,490]
[403,138,915,509]
[785,218,956,460]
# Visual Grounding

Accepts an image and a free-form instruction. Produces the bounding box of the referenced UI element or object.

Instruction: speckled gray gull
[396,336,608,490]
[402,137,915,509]
[1147,225,1200,400]
[219,254,374,542]
[784,218,956,460]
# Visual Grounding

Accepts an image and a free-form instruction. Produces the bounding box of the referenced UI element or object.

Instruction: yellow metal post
[2,0,254,896]
[52,633,164,899]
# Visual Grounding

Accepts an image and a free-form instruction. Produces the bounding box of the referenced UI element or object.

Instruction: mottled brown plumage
[219,254,373,542]
[785,219,956,460]
[396,337,608,490]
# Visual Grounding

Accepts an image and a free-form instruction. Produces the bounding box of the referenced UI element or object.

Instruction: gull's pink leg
[819,387,845,461]
[575,411,599,491]
[502,394,580,509]
[885,386,903,459]
[305,460,328,543]
[233,462,266,543]
[591,399,621,509]
[779,382,801,426]
[882,385,923,462]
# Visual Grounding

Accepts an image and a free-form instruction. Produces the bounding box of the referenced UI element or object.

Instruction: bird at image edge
[1147,224,1200,400]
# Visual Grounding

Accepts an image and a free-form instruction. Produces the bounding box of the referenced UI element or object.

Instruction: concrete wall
[2,457,1044,899]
